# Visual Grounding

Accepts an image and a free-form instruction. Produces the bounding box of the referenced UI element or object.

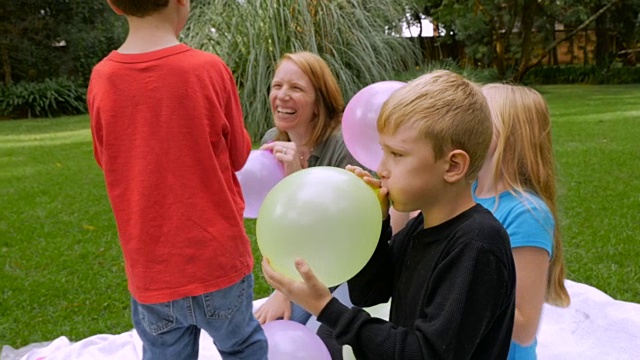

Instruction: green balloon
[257,166,382,287]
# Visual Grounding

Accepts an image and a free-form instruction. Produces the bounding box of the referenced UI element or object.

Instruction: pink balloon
[342,81,406,170]
[236,150,285,218]
[262,320,331,360]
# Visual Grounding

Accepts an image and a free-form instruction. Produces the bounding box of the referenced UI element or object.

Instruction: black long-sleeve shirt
[317,205,516,359]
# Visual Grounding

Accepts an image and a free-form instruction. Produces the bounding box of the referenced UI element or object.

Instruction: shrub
[0,78,87,119]
[394,60,502,84]
[523,65,640,85]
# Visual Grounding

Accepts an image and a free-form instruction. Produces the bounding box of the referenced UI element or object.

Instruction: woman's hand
[253,290,292,325]
[260,141,305,175]
[346,165,390,220]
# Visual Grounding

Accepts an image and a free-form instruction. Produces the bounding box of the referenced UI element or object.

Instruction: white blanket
[537,280,640,359]
[2,280,639,360]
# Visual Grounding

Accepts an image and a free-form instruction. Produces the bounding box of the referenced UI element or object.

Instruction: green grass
[0,116,267,348]
[536,85,640,302]
[1,85,639,348]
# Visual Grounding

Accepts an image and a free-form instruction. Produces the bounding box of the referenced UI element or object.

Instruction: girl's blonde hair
[482,83,570,307]
[271,52,344,148]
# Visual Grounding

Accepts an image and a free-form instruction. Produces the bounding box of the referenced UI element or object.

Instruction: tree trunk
[494,38,506,78]
[595,8,610,69]
[548,17,558,65]
[585,29,591,66]
[618,3,639,66]
[1,44,11,85]
[569,37,575,64]
[516,0,537,77]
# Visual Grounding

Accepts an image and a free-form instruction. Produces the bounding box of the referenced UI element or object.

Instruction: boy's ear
[443,150,470,183]
[106,0,125,15]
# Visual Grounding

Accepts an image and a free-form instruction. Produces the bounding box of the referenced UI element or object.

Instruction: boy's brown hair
[377,70,492,182]
[109,0,169,17]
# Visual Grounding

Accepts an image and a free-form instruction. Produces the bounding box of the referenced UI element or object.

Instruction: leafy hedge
[0,78,87,119]
[523,65,640,85]
[2,64,638,121]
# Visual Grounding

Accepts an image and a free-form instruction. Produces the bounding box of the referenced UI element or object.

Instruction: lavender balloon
[342,81,406,170]
[262,320,331,360]
[236,150,285,218]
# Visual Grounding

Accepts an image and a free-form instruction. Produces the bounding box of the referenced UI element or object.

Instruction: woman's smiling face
[269,60,318,133]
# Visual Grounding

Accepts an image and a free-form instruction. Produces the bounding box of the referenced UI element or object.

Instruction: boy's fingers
[263,258,300,296]
[363,176,380,187]
[295,258,319,285]
[262,258,283,287]
[346,165,375,180]
[345,164,362,173]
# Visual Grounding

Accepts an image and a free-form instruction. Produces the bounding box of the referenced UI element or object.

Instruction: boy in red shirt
[88,1,267,358]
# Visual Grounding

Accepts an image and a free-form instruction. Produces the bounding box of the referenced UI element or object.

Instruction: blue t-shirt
[473,182,554,360]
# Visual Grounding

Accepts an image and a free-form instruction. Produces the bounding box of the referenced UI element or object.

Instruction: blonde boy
[88,0,267,358]
[263,70,516,359]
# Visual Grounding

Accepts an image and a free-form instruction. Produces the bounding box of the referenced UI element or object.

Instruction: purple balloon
[342,81,406,170]
[236,150,285,218]
[262,320,331,360]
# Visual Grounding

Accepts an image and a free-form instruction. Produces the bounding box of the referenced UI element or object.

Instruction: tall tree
[183,0,420,139]
[514,0,621,81]
[1,1,67,84]
[414,0,623,81]
[0,0,124,85]
[60,0,126,83]
[609,0,640,66]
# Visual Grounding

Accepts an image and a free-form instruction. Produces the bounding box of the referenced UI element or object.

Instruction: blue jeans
[289,302,313,324]
[131,274,268,360]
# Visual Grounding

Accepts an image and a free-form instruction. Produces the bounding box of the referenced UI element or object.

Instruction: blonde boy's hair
[378,70,492,182]
[110,0,169,17]
[482,83,570,307]
[272,52,344,148]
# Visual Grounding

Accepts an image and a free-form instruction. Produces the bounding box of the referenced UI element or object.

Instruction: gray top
[261,127,364,170]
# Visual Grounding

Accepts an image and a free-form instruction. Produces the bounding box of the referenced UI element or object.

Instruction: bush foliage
[523,65,640,85]
[0,78,87,119]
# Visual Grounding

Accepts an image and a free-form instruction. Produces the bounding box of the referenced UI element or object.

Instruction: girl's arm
[512,246,550,345]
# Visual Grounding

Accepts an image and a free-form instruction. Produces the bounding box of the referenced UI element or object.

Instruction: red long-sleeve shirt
[88,44,253,303]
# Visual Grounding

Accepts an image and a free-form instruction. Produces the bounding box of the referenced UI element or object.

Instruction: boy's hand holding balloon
[262,257,333,317]
[346,165,390,220]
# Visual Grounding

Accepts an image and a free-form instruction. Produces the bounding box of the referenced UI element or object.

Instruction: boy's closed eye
[382,146,405,158]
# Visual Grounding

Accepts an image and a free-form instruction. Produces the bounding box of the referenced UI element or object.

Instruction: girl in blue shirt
[475,84,571,360]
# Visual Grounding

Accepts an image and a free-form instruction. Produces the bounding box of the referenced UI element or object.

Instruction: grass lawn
[1,84,639,348]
